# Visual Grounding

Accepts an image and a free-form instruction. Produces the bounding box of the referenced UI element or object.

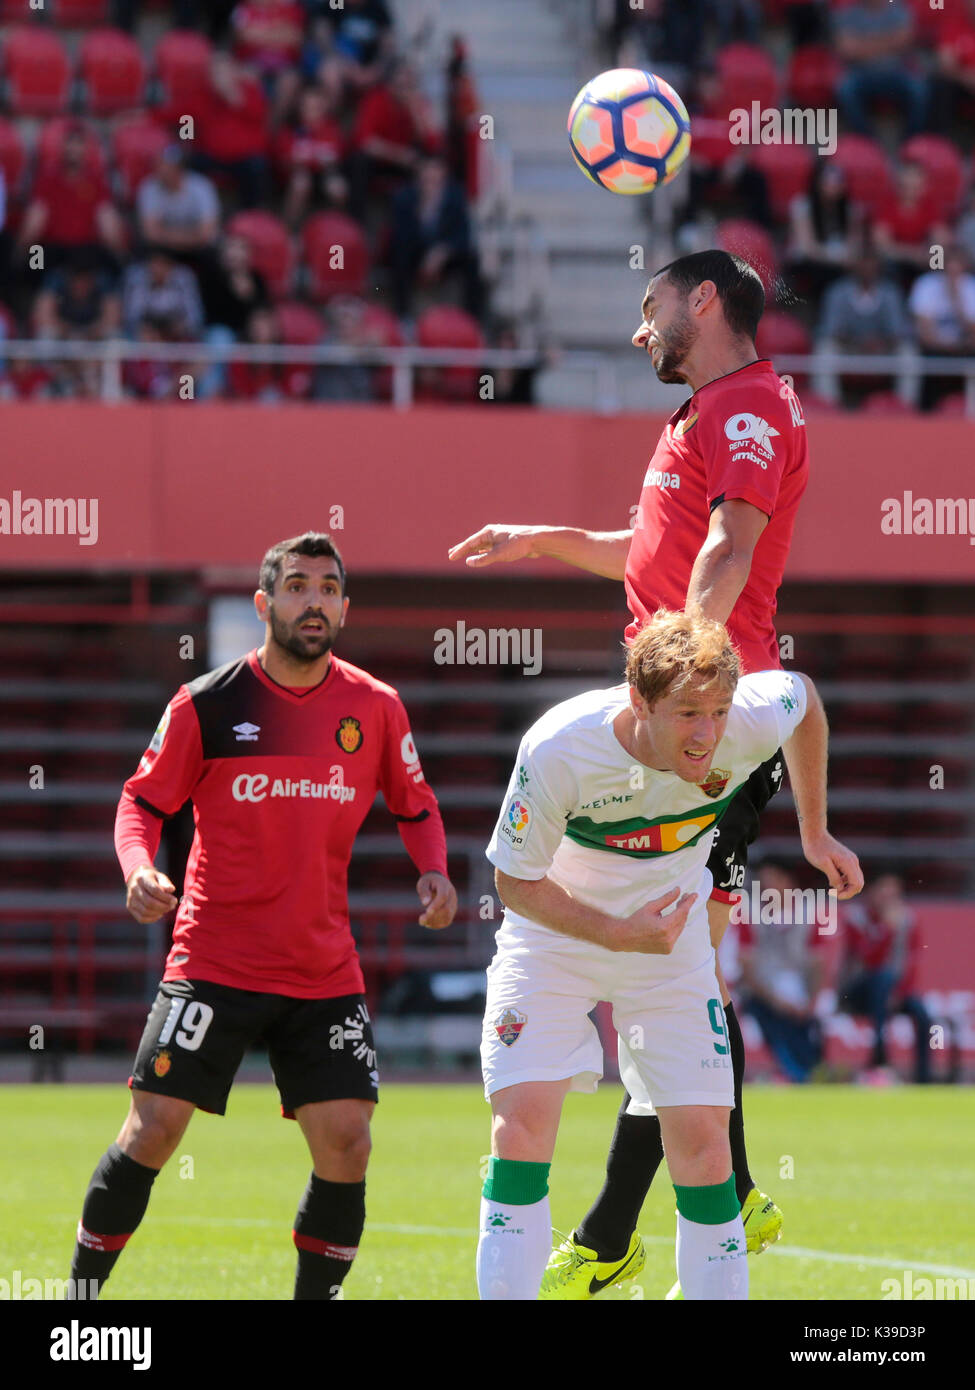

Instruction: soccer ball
[567,69,691,195]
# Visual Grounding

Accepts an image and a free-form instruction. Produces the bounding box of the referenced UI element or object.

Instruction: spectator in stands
[786,160,862,300]
[834,0,929,139]
[191,51,271,209]
[315,295,375,402]
[32,248,121,396]
[874,162,950,289]
[931,0,975,128]
[908,242,975,410]
[0,354,55,400]
[838,872,933,1083]
[0,166,9,295]
[737,861,826,1083]
[198,233,270,399]
[490,321,537,406]
[677,64,773,233]
[814,245,917,406]
[390,155,481,320]
[229,305,314,400]
[231,0,305,87]
[122,249,203,340]
[136,146,221,279]
[781,0,829,48]
[957,186,975,269]
[17,123,126,274]
[124,314,186,400]
[348,61,442,219]
[319,0,394,93]
[275,85,349,228]
[606,0,712,90]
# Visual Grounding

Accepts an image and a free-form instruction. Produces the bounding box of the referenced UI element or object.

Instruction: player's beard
[652,304,697,384]
[267,604,335,664]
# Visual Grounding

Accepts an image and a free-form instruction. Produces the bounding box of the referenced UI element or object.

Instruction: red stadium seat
[786,45,842,110]
[3,28,71,116]
[154,31,213,122]
[755,309,811,358]
[275,301,323,345]
[303,212,369,301]
[686,115,736,170]
[831,135,894,216]
[360,305,404,346]
[111,117,169,203]
[227,210,295,298]
[0,118,26,195]
[415,305,484,402]
[934,392,967,417]
[900,136,966,220]
[747,143,814,220]
[716,218,778,293]
[716,43,780,114]
[35,117,106,175]
[79,29,146,115]
[55,0,110,23]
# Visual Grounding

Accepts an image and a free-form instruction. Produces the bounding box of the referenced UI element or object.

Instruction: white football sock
[476,1195,551,1300]
[676,1211,749,1299]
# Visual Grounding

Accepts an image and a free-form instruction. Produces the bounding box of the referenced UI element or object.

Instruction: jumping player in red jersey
[450,249,862,1297]
[65,532,457,1301]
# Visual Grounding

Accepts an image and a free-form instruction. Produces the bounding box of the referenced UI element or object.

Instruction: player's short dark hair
[652,250,765,340]
[259,533,346,596]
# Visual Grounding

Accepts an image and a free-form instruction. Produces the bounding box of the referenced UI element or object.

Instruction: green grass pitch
[2,1082,972,1300]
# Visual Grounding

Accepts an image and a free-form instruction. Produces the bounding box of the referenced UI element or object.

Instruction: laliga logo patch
[724,412,779,460]
[153,1049,172,1078]
[495,1008,527,1047]
[335,716,363,753]
[501,796,531,848]
[698,768,731,800]
[148,705,171,755]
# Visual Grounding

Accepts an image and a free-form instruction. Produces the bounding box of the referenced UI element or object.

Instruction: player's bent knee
[491,1110,552,1162]
[119,1092,193,1167]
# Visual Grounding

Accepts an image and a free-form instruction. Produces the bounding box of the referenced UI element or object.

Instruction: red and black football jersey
[116,650,446,998]
[624,359,808,674]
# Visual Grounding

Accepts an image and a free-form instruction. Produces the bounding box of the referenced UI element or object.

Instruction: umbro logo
[233,722,260,742]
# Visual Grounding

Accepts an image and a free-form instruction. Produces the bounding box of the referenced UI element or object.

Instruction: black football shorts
[706,748,785,901]
[130,978,379,1117]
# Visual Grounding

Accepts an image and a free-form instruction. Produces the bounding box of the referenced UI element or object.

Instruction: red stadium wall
[0,403,973,579]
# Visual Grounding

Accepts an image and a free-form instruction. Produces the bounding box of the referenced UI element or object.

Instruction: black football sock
[574,1095,665,1261]
[293,1173,366,1300]
[67,1143,159,1298]
[726,1002,754,1206]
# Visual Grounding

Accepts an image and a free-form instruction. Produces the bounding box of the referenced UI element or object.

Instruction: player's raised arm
[784,673,864,900]
[448,524,633,580]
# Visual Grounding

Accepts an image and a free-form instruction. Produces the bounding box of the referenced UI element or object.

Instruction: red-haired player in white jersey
[450,249,862,1298]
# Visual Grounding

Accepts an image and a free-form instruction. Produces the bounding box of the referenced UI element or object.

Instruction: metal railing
[3,338,975,412]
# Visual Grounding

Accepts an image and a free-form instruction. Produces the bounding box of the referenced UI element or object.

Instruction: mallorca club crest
[495,1008,527,1048]
[335,716,363,754]
[153,1049,172,1078]
[698,768,731,800]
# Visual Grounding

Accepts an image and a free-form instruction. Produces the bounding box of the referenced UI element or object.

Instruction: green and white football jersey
[486,670,807,977]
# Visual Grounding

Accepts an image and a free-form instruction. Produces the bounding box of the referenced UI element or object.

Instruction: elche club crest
[495,1008,527,1047]
[335,716,363,753]
[698,768,731,800]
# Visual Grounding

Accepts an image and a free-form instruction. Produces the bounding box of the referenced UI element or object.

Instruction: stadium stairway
[399,0,682,411]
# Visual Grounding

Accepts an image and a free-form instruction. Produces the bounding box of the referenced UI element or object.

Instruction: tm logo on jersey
[500,796,532,849]
[724,412,779,467]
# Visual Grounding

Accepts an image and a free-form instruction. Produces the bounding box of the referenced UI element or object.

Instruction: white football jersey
[486,670,806,977]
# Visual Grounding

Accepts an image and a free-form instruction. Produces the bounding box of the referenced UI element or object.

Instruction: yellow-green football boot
[539,1230,645,1300]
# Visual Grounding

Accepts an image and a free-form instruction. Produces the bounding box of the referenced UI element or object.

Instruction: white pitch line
[56,1214,975,1278]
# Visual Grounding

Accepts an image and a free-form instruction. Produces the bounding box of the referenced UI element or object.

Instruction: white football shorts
[481,928,734,1112]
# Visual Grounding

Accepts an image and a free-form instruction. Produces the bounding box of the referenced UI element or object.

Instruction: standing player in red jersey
[65,532,457,1301]
[449,250,862,1297]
